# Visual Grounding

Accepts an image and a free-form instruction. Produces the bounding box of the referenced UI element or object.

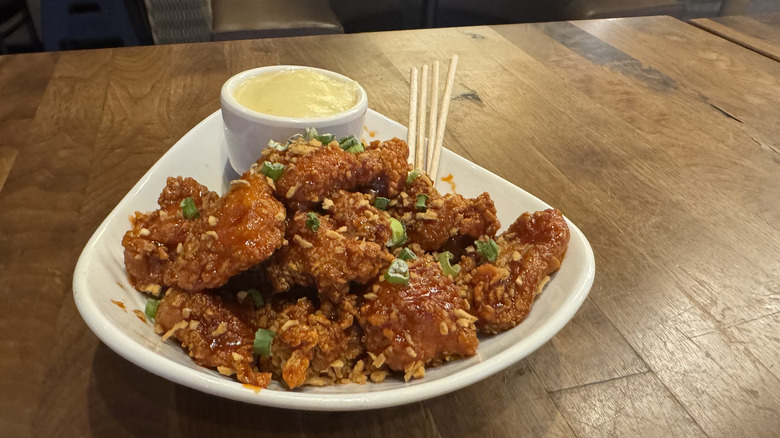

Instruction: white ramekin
[220,65,368,174]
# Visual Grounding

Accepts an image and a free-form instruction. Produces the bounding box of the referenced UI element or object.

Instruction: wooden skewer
[407,67,418,164]
[415,64,428,170]
[407,57,457,180]
[425,61,439,174]
[428,55,458,182]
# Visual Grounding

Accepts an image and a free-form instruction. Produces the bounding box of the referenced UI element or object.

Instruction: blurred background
[2,0,779,54]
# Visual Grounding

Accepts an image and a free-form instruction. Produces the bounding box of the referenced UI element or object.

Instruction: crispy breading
[123,171,286,291]
[256,296,364,389]
[259,137,409,208]
[355,138,409,198]
[327,190,392,243]
[357,255,479,374]
[122,176,219,291]
[266,209,394,302]
[155,288,271,388]
[470,209,570,333]
[389,173,500,252]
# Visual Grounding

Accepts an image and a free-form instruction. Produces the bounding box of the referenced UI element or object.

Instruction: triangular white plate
[73,109,595,411]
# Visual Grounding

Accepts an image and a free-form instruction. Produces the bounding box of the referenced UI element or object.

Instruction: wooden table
[1,15,779,437]
[692,12,780,62]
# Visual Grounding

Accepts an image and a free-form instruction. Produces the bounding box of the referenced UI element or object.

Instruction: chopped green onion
[345,142,365,154]
[415,194,429,212]
[306,212,320,232]
[304,127,319,140]
[253,328,276,357]
[180,197,200,220]
[302,127,336,144]
[437,251,461,277]
[247,288,264,308]
[267,139,288,151]
[386,218,407,247]
[373,197,390,210]
[144,298,160,320]
[475,238,500,262]
[338,135,360,151]
[260,161,285,181]
[406,168,421,185]
[384,258,410,285]
[398,247,417,261]
[315,133,336,144]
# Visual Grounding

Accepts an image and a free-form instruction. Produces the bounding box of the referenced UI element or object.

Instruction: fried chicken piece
[389,173,500,252]
[155,288,271,388]
[470,209,570,334]
[355,138,409,198]
[266,207,394,302]
[167,171,286,290]
[123,177,219,294]
[324,190,392,243]
[261,139,361,206]
[260,137,409,208]
[256,296,364,389]
[358,255,479,379]
[123,170,286,292]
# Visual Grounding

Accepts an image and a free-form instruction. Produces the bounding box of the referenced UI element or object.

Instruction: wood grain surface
[692,12,780,62]
[1,15,779,437]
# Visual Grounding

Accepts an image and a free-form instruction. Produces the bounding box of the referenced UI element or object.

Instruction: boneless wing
[266,208,393,302]
[123,170,286,292]
[389,173,500,252]
[325,190,393,243]
[358,255,479,379]
[470,209,570,333]
[256,296,364,389]
[155,288,272,388]
[122,176,219,294]
[260,137,409,208]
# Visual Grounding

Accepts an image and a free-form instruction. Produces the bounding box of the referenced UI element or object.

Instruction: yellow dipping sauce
[233,69,359,118]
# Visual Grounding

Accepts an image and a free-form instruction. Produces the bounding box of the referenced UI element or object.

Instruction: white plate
[73,109,595,411]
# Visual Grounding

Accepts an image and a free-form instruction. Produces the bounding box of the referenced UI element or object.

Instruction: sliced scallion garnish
[437,251,461,277]
[253,328,276,357]
[475,238,500,262]
[415,194,428,212]
[346,142,365,154]
[304,127,319,140]
[386,218,407,247]
[373,197,390,210]
[267,139,288,151]
[247,288,264,308]
[144,297,160,320]
[398,247,417,261]
[315,133,335,144]
[406,168,421,185]
[338,135,360,151]
[180,197,200,220]
[305,212,320,232]
[260,161,285,181]
[384,258,410,286]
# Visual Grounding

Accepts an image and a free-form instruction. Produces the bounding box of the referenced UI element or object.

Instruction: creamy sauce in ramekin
[233,69,359,118]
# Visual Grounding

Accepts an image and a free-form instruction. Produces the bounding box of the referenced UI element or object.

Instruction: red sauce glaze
[441,174,456,193]
[111,299,127,311]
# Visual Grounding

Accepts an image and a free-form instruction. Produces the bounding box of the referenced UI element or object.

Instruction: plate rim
[73,109,595,411]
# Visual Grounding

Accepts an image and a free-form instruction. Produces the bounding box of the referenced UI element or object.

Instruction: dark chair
[210,0,343,41]
[40,0,152,51]
[0,0,39,54]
